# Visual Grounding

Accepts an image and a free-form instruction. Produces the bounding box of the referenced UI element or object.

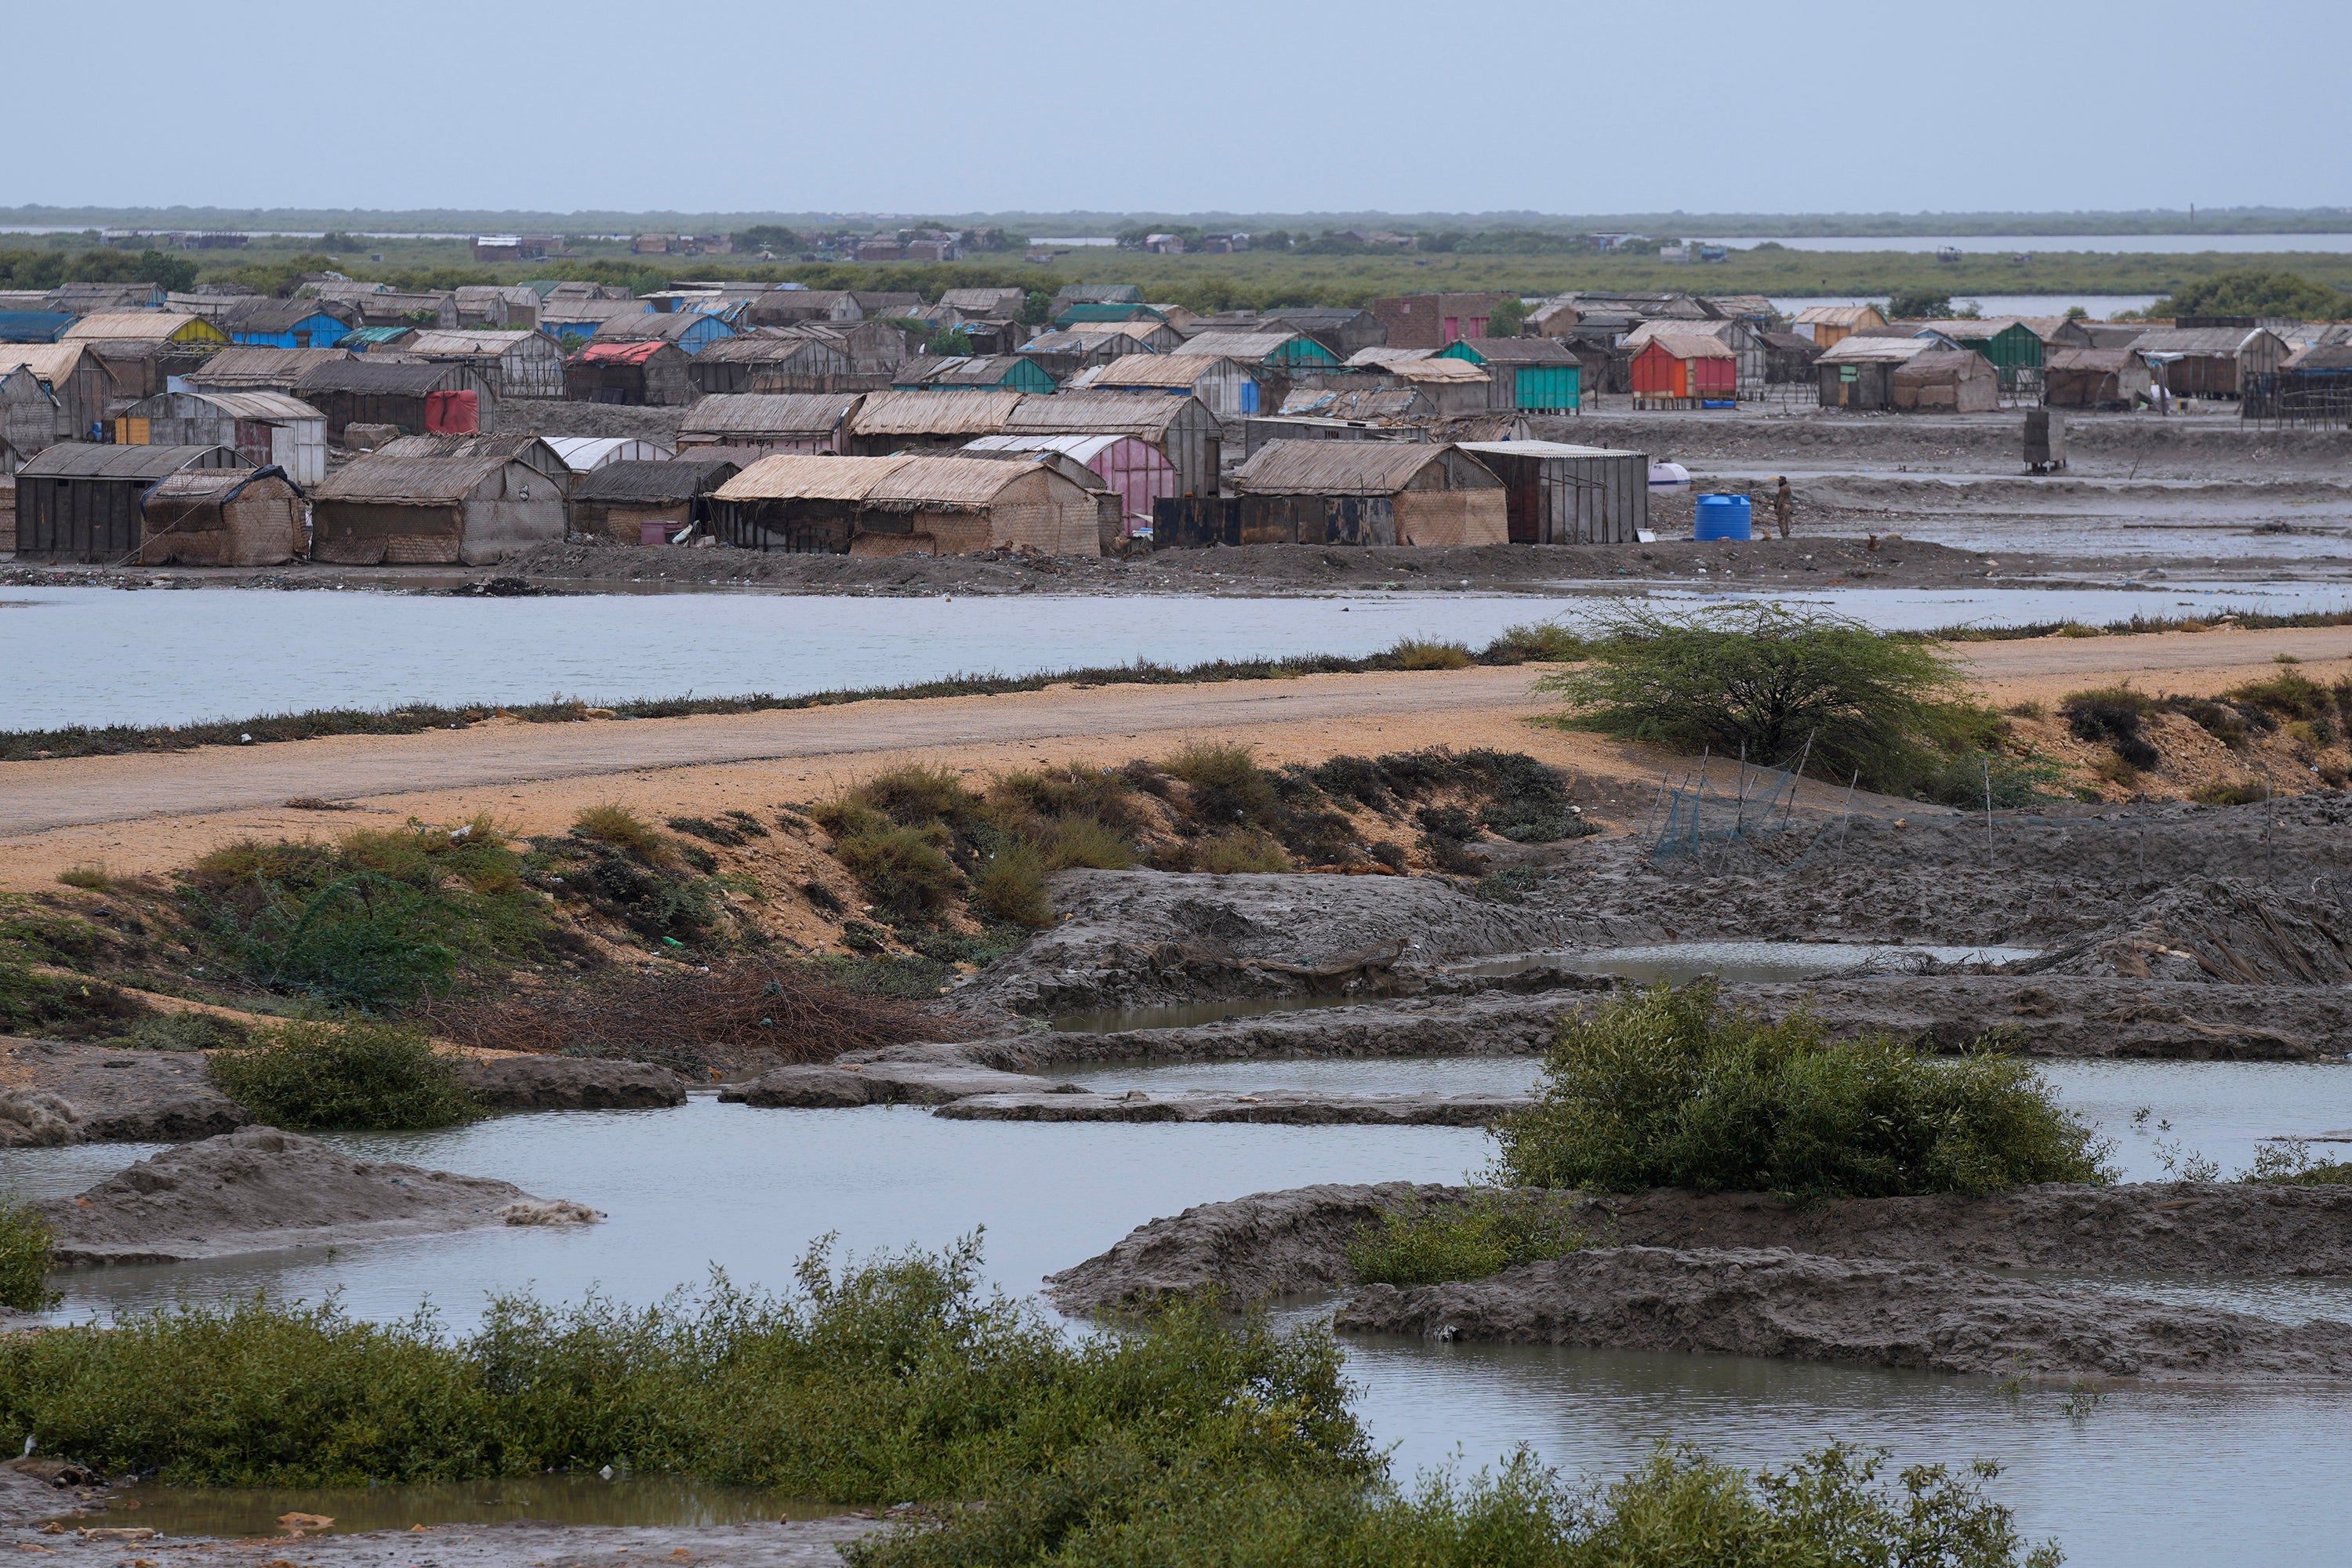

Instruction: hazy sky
[13,0,2346,216]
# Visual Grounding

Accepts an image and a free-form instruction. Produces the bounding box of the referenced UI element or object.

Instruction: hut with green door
[1435,337,1582,412]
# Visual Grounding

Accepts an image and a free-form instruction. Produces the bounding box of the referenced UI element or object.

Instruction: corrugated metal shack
[543,437,674,477]
[1002,390,1221,500]
[301,283,459,329]
[0,343,116,448]
[293,360,497,437]
[964,431,1175,536]
[12,442,249,561]
[1160,440,1505,548]
[1814,335,1937,410]
[2043,347,2153,409]
[185,347,355,393]
[848,389,1023,454]
[1454,441,1647,543]
[589,310,738,355]
[2129,326,2289,398]
[1630,335,1737,408]
[1790,303,1886,347]
[394,329,566,400]
[1081,353,1258,418]
[688,333,854,394]
[564,339,696,405]
[570,456,743,546]
[1890,347,1998,412]
[1434,337,1582,411]
[0,367,60,462]
[223,299,357,350]
[677,393,862,453]
[310,435,565,565]
[1624,319,1764,397]
[891,355,1059,394]
[709,453,1102,556]
[1257,307,1388,359]
[114,390,329,485]
[134,466,304,566]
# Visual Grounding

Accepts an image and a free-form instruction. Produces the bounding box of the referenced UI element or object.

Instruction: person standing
[1771,475,1794,539]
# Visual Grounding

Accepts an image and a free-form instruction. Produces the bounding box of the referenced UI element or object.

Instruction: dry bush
[428,957,953,1068]
[572,804,673,864]
[1388,638,1475,671]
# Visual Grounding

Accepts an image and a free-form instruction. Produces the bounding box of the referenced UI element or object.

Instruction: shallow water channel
[7,1058,2352,1564]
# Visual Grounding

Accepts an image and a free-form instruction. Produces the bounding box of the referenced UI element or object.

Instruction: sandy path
[1,626,2343,890]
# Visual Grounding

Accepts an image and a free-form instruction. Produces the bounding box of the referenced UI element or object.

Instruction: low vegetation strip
[0,1236,2058,1566]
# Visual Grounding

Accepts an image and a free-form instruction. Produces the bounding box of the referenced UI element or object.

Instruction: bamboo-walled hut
[310,436,565,565]
[677,393,861,453]
[707,453,1102,557]
[11,442,249,561]
[135,466,305,565]
[1157,440,1506,548]
[293,360,498,437]
[569,456,744,546]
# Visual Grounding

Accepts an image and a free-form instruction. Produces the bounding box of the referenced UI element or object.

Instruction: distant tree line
[0,247,198,292]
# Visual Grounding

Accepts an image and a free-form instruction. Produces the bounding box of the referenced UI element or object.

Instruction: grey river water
[9,581,2352,731]
[6,1058,2351,1567]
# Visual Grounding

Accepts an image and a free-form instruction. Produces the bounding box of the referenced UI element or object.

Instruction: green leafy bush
[124,1010,249,1052]
[1493,982,2111,1200]
[0,1201,59,1312]
[1348,1189,1594,1286]
[1535,604,1995,798]
[205,1019,484,1131]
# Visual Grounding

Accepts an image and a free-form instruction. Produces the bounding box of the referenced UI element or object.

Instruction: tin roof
[2129,327,2278,355]
[1637,332,1738,360]
[590,312,733,343]
[1388,358,1489,383]
[176,390,325,423]
[225,299,354,334]
[62,312,215,342]
[894,355,1036,387]
[692,334,837,364]
[681,393,862,437]
[848,389,1024,437]
[1001,391,1203,437]
[1455,440,1644,459]
[0,343,93,384]
[713,454,913,503]
[1232,441,1462,495]
[1453,336,1578,365]
[573,339,673,365]
[401,329,546,358]
[1088,353,1237,389]
[19,442,245,481]
[186,347,354,387]
[1814,335,1937,364]
[1179,331,1319,361]
[294,359,469,395]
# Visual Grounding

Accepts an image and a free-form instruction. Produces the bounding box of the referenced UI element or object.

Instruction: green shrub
[0,1200,58,1313]
[848,764,984,829]
[1348,1189,1595,1286]
[989,761,1143,834]
[2060,686,2158,771]
[971,843,1055,928]
[1389,637,1476,671]
[1493,982,2111,1200]
[55,862,114,891]
[570,804,672,862]
[123,1010,249,1052]
[2226,670,2334,721]
[1033,815,1134,872]
[1483,621,1587,662]
[832,824,961,921]
[1165,741,1279,826]
[1913,748,2071,810]
[2191,779,2267,806]
[1534,604,1990,797]
[1191,829,1295,874]
[205,1018,485,1131]
[0,956,147,1043]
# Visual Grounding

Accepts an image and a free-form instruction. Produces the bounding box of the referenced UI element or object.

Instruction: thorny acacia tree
[1535,604,1987,792]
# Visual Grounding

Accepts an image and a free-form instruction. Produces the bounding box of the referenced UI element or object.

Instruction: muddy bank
[0,1515,882,1568]
[934,1087,1524,1125]
[34,1127,601,1266]
[458,1055,688,1110]
[1045,1179,2352,1314]
[1335,1245,2352,1381]
[0,1039,250,1146]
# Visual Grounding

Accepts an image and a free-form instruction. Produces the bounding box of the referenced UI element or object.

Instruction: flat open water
[6,1061,2351,1566]
[9,583,2352,731]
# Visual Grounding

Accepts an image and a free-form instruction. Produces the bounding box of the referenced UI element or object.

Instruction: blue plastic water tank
[1693,493,1752,541]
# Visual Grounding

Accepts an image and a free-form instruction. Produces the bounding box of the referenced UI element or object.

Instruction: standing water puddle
[6,1068,2351,1566]
[64,1477,851,1537]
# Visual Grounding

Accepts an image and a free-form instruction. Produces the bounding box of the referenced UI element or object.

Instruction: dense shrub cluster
[1348,1189,1595,1287]
[0,1202,58,1313]
[1494,982,2112,1200]
[205,1019,484,1131]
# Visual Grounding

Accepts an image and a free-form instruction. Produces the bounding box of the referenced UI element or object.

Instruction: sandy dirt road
[2,626,2346,890]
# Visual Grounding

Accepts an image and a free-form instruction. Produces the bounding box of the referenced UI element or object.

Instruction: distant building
[1368,293,1511,350]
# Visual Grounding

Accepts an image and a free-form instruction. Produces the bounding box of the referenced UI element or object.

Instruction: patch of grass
[850,764,985,830]
[1165,741,1280,825]
[572,804,672,863]
[2005,699,2049,720]
[1030,815,1134,872]
[0,958,148,1042]
[832,824,961,922]
[1914,748,2071,811]
[1481,621,1586,662]
[971,843,1055,929]
[1388,637,1475,670]
[0,1201,59,1312]
[2190,779,2268,806]
[2226,670,2334,721]
[1534,604,1991,799]
[1189,829,1295,873]
[1492,981,2113,1200]
[122,1010,249,1052]
[2164,695,2254,749]
[55,862,114,892]
[2060,685,2159,771]
[205,1018,485,1131]
[1348,1189,1595,1286]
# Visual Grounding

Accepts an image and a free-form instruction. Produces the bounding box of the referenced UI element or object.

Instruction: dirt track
[4,628,2351,890]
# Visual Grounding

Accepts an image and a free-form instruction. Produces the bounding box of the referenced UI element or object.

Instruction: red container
[425,390,479,434]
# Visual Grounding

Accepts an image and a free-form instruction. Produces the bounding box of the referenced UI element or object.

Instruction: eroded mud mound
[2009,877,2352,985]
[1047,1180,2352,1313]
[35,1126,599,1265]
[1334,1246,2352,1381]
[0,1040,250,1147]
